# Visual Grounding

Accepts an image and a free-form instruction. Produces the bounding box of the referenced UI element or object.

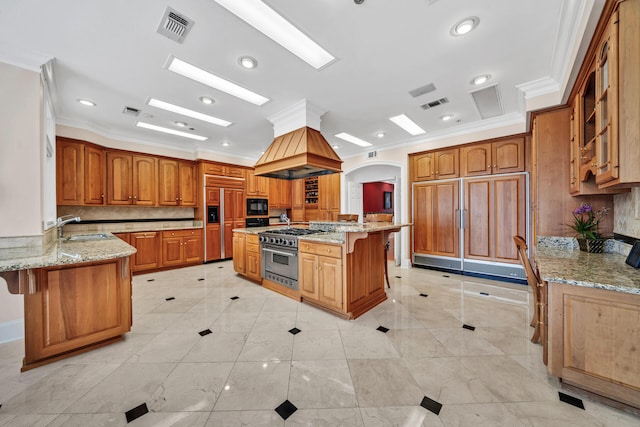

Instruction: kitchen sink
[66,233,110,241]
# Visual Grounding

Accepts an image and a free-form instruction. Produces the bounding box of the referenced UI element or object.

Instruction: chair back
[337,214,359,222]
[364,213,393,222]
[513,236,541,288]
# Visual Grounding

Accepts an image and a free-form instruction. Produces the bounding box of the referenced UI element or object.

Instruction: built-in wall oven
[247,198,268,216]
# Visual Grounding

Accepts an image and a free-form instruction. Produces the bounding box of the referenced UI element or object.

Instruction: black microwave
[247,198,268,216]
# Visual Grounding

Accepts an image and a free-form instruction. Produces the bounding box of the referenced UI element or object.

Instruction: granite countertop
[0,233,136,272]
[65,220,203,234]
[537,246,640,295]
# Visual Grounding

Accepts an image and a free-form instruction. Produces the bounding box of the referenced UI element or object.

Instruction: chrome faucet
[57,215,81,238]
[280,212,291,229]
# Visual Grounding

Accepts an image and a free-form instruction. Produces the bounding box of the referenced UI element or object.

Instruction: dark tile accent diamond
[395,275,402,278]
[442,274,450,278]
[462,324,475,331]
[288,327,301,335]
[146,279,155,282]
[480,292,489,296]
[275,400,297,420]
[125,402,149,423]
[197,278,205,281]
[419,293,429,297]
[165,297,175,301]
[230,296,239,300]
[199,329,212,337]
[420,395,442,415]
[559,392,585,409]
[376,326,389,333]
[218,266,224,269]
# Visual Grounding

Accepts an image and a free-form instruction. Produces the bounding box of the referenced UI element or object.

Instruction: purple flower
[573,203,593,215]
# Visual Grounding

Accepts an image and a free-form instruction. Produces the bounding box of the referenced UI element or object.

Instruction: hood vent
[254,127,342,180]
[420,97,449,110]
[157,7,194,43]
[471,84,503,119]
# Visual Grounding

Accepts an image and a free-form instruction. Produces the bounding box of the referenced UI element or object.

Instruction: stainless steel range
[259,228,322,290]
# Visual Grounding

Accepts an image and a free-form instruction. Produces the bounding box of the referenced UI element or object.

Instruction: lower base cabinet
[232,233,246,275]
[130,231,161,271]
[299,242,343,311]
[23,257,132,370]
[161,229,203,266]
[232,233,261,283]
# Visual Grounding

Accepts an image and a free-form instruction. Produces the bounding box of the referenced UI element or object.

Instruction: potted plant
[570,203,609,253]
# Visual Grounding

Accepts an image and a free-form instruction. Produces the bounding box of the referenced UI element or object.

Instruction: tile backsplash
[614,187,640,239]
[57,206,194,221]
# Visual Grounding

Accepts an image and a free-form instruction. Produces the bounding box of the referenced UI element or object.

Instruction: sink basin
[66,233,109,241]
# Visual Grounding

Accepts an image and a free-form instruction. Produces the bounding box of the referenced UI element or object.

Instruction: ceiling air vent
[368,151,377,158]
[157,7,194,43]
[470,84,503,119]
[420,97,449,110]
[409,83,436,98]
[122,106,140,116]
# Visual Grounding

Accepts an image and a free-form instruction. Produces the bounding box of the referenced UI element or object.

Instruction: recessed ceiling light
[389,114,426,136]
[472,74,491,85]
[334,132,372,147]
[451,17,479,36]
[332,144,340,149]
[213,0,335,69]
[147,98,232,127]
[221,141,230,147]
[136,122,208,141]
[238,56,257,69]
[440,114,455,121]
[143,113,154,118]
[200,96,214,105]
[376,132,385,138]
[174,121,187,127]
[77,99,95,107]
[167,57,269,106]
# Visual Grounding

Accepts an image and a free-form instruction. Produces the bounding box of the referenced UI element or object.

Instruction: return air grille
[420,97,449,110]
[122,106,140,116]
[409,83,436,98]
[470,84,503,119]
[157,7,194,43]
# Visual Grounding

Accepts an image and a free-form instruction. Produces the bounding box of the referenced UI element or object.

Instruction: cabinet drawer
[246,242,260,254]
[246,234,259,245]
[299,242,342,258]
[162,229,202,238]
[202,162,224,175]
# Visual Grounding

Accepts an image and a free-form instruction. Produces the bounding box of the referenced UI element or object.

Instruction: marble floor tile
[503,401,607,426]
[126,332,199,363]
[285,408,364,426]
[222,296,267,313]
[47,413,127,427]
[205,410,285,426]
[410,305,464,330]
[372,307,424,329]
[209,311,259,332]
[150,297,202,314]
[237,330,294,362]
[438,402,528,427]
[475,325,539,355]
[182,331,248,362]
[0,361,63,403]
[288,359,357,409]
[340,328,400,359]
[261,295,301,312]
[292,330,346,360]
[148,362,234,412]
[429,327,505,357]
[348,359,424,407]
[129,313,183,333]
[0,414,58,427]
[360,406,444,427]
[386,328,451,358]
[162,310,222,333]
[213,360,290,410]
[128,411,210,427]
[252,311,298,331]
[295,309,340,331]
[65,332,157,364]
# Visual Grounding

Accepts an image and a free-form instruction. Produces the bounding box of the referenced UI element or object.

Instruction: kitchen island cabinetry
[231,233,260,283]
[299,242,343,311]
[232,233,246,275]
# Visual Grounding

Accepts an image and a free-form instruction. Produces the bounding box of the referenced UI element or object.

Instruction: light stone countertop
[536,246,640,295]
[0,233,136,272]
[65,220,203,234]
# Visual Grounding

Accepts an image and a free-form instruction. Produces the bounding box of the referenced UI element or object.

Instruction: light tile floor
[1,262,639,426]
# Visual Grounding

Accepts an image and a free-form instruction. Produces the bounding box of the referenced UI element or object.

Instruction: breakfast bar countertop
[536,246,640,295]
[0,233,136,272]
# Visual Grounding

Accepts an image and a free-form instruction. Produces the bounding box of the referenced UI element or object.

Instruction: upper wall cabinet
[106,152,157,206]
[246,169,269,198]
[56,138,105,206]
[201,161,245,179]
[411,148,459,182]
[158,159,197,206]
[460,137,525,177]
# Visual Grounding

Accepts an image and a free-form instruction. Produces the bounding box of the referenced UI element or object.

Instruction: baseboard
[0,318,24,343]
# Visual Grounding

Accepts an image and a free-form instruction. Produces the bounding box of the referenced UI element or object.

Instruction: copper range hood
[254,100,343,180]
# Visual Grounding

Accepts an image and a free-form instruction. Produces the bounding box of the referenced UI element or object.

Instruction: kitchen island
[233,221,409,319]
[537,244,640,408]
[0,233,136,371]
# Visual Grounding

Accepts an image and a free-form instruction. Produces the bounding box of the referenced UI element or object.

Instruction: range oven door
[261,244,298,281]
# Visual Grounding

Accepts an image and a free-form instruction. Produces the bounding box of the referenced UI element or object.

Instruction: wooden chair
[337,214,359,222]
[513,235,545,346]
[365,213,394,288]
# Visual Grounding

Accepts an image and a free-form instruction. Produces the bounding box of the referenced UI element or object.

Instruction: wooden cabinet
[158,159,197,206]
[246,170,269,197]
[56,138,105,206]
[318,174,341,221]
[106,152,157,206]
[299,241,343,310]
[130,231,161,271]
[245,234,261,282]
[84,145,106,205]
[460,138,525,177]
[291,179,305,222]
[224,189,245,259]
[22,258,131,370]
[201,162,246,179]
[206,225,221,261]
[413,181,459,258]
[464,175,526,264]
[161,229,203,266]
[411,149,459,181]
[268,178,292,209]
[232,232,246,275]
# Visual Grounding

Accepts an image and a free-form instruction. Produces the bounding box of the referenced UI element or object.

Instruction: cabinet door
[131,232,160,270]
[206,188,220,205]
[246,170,269,197]
[224,166,245,179]
[179,161,197,206]
[320,174,340,211]
[413,184,435,254]
[84,145,105,205]
[292,179,304,209]
[162,237,184,267]
[183,232,203,263]
[56,139,84,205]
[412,153,435,181]
[318,256,343,309]
[158,159,179,206]
[232,233,246,274]
[461,143,491,177]
[107,152,133,205]
[234,189,246,221]
[280,179,292,208]
[224,222,234,259]
[435,149,459,179]
[206,225,221,261]
[132,155,156,206]
[569,97,581,194]
[413,181,459,257]
[493,138,525,174]
[246,246,261,281]
[223,189,234,222]
[595,12,619,185]
[299,253,318,299]
[268,178,281,208]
